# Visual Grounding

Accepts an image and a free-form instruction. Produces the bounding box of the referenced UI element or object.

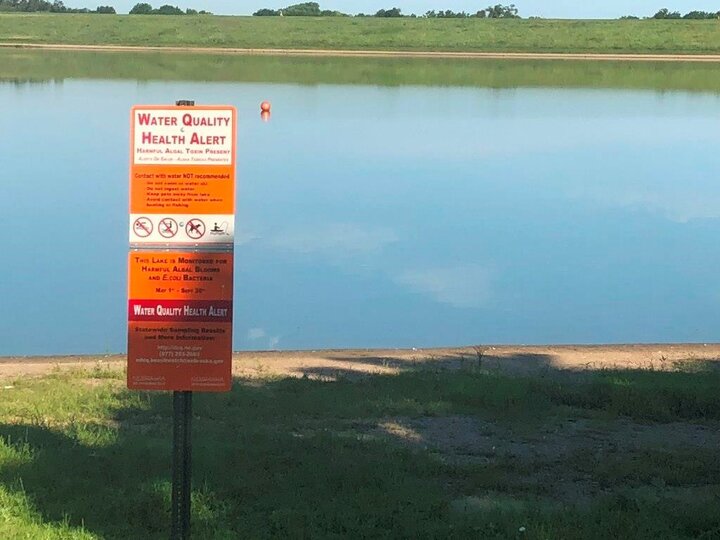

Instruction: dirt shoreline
[4,42,720,62]
[1,344,719,380]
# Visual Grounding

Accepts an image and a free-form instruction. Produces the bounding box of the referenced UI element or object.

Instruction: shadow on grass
[281,352,572,384]
[2,362,720,538]
[0,376,457,539]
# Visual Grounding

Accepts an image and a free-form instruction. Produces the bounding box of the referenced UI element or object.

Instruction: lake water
[2,50,720,355]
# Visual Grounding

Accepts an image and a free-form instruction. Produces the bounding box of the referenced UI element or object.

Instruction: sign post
[128,100,237,539]
[171,389,192,540]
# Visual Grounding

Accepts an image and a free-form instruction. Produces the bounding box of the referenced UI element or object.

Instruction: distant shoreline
[4,42,720,62]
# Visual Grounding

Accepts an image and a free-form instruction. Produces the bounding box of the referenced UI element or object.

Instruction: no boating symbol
[133,217,153,238]
[159,217,179,239]
[186,218,205,240]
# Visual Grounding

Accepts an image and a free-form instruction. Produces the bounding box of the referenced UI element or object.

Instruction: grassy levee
[2,14,720,54]
[1,361,720,538]
[5,48,720,94]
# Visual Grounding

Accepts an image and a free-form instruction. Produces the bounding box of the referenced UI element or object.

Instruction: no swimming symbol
[133,217,153,238]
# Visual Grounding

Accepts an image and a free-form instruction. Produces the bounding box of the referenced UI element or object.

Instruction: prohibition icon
[133,217,153,238]
[159,217,179,239]
[186,218,206,240]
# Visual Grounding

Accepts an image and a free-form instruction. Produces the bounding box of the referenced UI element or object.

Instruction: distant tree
[154,4,183,14]
[96,5,115,12]
[442,10,470,17]
[375,7,402,17]
[47,0,92,12]
[619,15,639,20]
[129,2,152,14]
[282,2,321,16]
[683,10,719,19]
[425,8,493,18]
[254,2,346,16]
[485,4,519,18]
[128,2,195,15]
[652,8,681,19]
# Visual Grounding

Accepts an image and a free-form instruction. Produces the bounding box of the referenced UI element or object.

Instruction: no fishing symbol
[186,218,205,240]
[133,217,153,238]
[159,218,178,239]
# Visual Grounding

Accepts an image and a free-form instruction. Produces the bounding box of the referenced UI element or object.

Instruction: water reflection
[1,64,719,355]
[5,49,720,93]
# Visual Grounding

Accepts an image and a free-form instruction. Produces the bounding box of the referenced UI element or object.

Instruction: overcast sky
[103,1,720,18]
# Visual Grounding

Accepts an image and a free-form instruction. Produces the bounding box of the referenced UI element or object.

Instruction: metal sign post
[171,390,192,540]
[171,99,194,540]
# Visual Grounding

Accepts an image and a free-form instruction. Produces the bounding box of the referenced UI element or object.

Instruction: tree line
[253,2,520,18]
[421,5,519,18]
[253,2,344,16]
[0,1,210,14]
[4,2,717,20]
[0,0,114,12]
[128,2,210,15]
[622,8,720,19]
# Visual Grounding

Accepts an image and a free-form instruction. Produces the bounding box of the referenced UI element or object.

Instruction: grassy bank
[2,14,720,54]
[1,360,720,538]
[5,48,720,94]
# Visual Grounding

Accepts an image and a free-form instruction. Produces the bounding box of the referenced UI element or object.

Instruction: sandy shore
[1,344,718,380]
[3,42,720,62]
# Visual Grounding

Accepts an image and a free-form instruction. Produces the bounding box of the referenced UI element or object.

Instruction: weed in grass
[473,345,487,369]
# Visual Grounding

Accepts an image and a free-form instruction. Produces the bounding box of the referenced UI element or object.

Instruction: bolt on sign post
[127,101,236,539]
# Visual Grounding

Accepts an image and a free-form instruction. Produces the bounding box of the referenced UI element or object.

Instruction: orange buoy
[260,111,271,123]
[260,101,271,113]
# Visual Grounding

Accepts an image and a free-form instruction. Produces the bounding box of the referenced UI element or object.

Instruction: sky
[105,1,720,18]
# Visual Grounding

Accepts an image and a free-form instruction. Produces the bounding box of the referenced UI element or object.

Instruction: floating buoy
[260,101,271,113]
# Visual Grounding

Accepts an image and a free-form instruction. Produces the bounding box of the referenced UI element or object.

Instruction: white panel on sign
[133,109,234,166]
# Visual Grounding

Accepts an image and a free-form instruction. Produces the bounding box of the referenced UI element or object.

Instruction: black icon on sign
[159,218,179,239]
[210,222,228,235]
[186,219,206,240]
[133,217,153,238]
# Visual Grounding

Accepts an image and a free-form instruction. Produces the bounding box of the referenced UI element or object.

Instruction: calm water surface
[2,52,720,354]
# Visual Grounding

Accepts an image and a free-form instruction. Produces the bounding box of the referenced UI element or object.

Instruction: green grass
[1,363,720,538]
[2,14,720,54]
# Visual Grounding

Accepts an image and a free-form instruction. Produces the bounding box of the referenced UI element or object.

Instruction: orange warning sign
[129,105,237,246]
[127,251,233,392]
